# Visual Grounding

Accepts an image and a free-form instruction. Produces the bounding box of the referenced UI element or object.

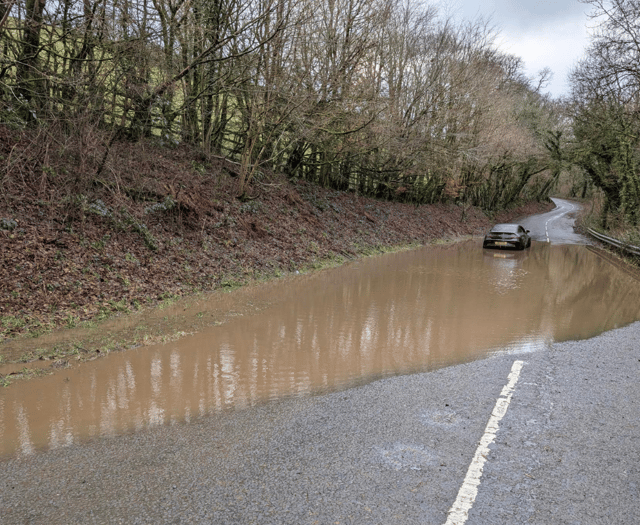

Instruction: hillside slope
[0,130,552,355]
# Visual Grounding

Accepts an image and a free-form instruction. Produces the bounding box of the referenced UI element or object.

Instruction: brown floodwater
[2,241,640,458]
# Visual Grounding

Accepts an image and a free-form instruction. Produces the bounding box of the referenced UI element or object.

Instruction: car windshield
[490,224,519,233]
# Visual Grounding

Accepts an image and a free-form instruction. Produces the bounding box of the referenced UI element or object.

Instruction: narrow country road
[520,197,590,245]
[1,199,639,524]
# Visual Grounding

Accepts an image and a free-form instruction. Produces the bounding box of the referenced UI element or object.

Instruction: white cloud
[450,0,595,97]
[496,17,591,96]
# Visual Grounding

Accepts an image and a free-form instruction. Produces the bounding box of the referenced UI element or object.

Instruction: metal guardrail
[587,228,640,257]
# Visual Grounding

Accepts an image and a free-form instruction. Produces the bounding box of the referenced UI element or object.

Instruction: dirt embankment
[0,131,553,363]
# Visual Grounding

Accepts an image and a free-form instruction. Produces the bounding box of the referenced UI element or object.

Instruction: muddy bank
[0,133,554,365]
[1,197,552,374]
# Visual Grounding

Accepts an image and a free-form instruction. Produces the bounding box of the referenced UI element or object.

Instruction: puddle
[2,241,640,458]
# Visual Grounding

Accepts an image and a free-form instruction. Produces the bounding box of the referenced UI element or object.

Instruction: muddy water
[2,241,640,457]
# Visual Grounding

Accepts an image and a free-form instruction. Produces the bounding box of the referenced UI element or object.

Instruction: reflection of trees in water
[527,245,640,339]
[3,244,640,457]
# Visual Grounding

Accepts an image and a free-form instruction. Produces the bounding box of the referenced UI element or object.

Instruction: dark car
[483,223,531,250]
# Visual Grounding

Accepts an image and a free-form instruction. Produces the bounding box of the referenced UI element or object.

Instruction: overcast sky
[451,0,596,98]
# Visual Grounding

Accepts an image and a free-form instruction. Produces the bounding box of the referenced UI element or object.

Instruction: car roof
[490,223,521,232]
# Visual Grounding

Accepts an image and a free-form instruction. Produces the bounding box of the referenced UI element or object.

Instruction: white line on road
[544,201,576,243]
[443,360,524,525]
[545,206,563,243]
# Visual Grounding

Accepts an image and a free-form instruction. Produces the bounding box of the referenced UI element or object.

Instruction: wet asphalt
[520,197,590,246]
[2,199,640,524]
[2,325,639,524]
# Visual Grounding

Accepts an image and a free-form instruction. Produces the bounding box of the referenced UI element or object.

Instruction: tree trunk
[17,0,47,115]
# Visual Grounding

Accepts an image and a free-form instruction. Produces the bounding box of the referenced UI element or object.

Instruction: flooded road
[2,237,640,458]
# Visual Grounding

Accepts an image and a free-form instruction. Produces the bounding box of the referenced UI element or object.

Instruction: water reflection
[2,242,640,457]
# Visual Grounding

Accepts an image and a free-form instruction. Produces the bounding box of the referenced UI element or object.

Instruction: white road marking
[544,206,563,242]
[443,360,524,525]
[542,201,575,243]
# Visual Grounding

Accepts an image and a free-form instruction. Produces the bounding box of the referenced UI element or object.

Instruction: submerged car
[483,223,531,250]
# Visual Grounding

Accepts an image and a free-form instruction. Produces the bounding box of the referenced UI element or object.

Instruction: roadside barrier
[587,228,640,257]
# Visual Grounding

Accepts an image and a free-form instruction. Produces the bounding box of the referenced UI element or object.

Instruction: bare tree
[574,0,640,101]
[569,0,640,226]
[16,0,48,111]
[0,0,563,210]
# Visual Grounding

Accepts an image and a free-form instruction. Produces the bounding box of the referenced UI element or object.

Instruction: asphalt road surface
[2,200,639,525]
[520,197,591,245]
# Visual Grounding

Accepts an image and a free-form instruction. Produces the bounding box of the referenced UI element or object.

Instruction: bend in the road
[520,197,590,246]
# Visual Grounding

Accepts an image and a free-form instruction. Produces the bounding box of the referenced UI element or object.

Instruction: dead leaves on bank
[240,218,268,240]
[0,129,553,342]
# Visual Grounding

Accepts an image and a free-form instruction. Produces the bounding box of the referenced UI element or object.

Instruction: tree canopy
[570,0,640,228]
[1,0,563,209]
